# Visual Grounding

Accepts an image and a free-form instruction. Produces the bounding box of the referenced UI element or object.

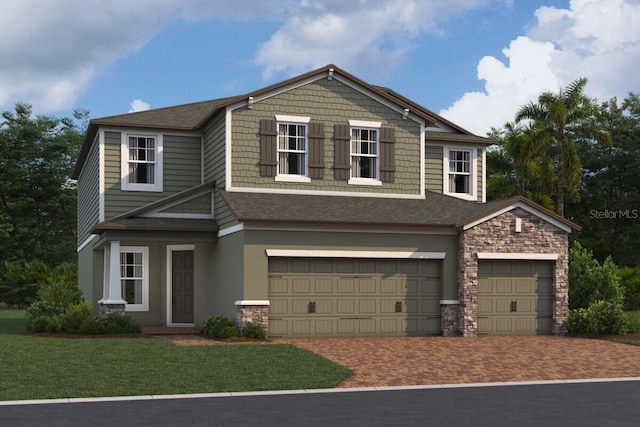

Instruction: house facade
[72,65,578,337]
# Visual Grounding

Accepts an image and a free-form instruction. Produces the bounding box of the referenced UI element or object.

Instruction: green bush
[58,302,93,334]
[242,322,267,340]
[569,242,624,309]
[567,300,639,335]
[201,316,239,339]
[620,266,640,311]
[76,313,141,335]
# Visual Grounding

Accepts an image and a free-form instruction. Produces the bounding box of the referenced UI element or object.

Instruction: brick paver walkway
[160,334,640,388]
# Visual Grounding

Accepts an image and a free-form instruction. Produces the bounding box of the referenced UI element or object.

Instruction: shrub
[569,242,624,309]
[567,300,639,335]
[100,313,141,334]
[201,316,239,339]
[620,266,640,311]
[58,302,93,334]
[242,322,267,340]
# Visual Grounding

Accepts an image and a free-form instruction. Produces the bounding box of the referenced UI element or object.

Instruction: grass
[0,309,351,401]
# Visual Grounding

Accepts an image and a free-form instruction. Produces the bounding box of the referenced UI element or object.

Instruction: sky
[1,0,639,136]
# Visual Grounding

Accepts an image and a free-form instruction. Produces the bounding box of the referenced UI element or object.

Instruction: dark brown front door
[172,250,194,324]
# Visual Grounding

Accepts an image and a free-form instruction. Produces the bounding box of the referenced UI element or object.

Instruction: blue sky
[2,0,639,135]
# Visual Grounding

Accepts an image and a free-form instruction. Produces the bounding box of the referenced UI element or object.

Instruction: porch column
[98,241,126,315]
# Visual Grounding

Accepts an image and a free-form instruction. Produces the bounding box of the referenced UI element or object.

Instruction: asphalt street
[2,380,639,426]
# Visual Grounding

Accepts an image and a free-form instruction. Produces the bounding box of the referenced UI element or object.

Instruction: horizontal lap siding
[104,131,202,220]
[230,78,421,195]
[77,138,100,245]
[203,112,239,230]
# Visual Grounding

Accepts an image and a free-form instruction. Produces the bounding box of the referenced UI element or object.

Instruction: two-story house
[72,64,579,337]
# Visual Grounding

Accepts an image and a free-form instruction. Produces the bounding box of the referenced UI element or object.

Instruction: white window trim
[443,145,477,201]
[121,133,163,192]
[120,246,149,312]
[276,116,310,181]
[349,120,382,184]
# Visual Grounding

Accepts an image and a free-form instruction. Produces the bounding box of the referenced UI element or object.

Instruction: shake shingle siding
[230,78,422,195]
[103,131,202,219]
[77,136,100,245]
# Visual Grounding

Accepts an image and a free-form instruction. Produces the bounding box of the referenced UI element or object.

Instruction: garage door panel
[421,299,440,316]
[269,278,288,294]
[292,279,311,293]
[269,258,288,273]
[359,299,376,314]
[422,278,440,294]
[478,260,553,336]
[315,279,333,293]
[268,258,442,337]
[337,299,355,314]
[380,279,399,294]
[291,259,311,273]
[358,279,376,293]
[337,279,355,294]
[292,320,311,335]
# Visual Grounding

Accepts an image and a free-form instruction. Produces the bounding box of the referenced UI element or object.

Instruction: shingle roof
[220,191,486,228]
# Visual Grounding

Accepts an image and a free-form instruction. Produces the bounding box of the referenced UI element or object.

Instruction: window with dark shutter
[308,122,325,179]
[334,124,350,180]
[259,119,277,177]
[379,127,396,182]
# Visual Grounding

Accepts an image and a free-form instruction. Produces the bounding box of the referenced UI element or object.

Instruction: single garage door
[477,260,553,335]
[268,258,441,337]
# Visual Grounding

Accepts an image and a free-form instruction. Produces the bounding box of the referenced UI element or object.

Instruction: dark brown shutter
[308,122,325,179]
[334,124,350,180]
[259,119,277,177]
[379,127,396,182]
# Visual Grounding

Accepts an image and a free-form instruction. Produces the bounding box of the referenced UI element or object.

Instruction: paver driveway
[165,334,640,388]
[274,336,640,388]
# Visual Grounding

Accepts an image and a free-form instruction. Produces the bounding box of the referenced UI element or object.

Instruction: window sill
[124,305,149,312]
[348,178,382,186]
[121,183,163,192]
[444,191,477,201]
[275,175,311,183]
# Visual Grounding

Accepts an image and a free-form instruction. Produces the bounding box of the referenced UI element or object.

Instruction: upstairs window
[121,133,163,192]
[278,123,307,176]
[348,120,381,185]
[444,147,476,200]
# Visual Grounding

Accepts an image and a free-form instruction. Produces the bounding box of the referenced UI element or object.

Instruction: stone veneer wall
[99,302,125,315]
[458,207,569,337]
[235,301,270,334]
[440,302,461,336]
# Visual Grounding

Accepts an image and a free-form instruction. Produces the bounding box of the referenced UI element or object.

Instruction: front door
[172,250,194,324]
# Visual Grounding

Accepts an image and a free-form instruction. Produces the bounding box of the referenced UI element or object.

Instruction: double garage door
[268,258,441,337]
[478,260,553,335]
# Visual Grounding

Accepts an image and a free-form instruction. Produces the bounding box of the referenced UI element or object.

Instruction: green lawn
[0,309,351,401]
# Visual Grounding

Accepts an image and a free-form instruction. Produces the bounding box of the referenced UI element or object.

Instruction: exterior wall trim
[265,249,446,259]
[218,223,244,237]
[227,186,425,199]
[462,202,572,233]
[166,244,196,327]
[477,252,559,260]
[99,130,105,222]
[439,300,460,304]
[77,234,98,253]
[235,300,271,306]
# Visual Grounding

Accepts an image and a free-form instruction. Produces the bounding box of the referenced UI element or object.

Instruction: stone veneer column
[440,300,461,336]
[458,208,570,337]
[235,300,270,334]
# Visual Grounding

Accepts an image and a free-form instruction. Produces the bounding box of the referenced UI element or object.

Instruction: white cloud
[254,0,488,80]
[0,0,179,113]
[128,99,151,113]
[440,0,640,136]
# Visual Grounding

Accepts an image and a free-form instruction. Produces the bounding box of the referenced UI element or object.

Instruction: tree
[0,104,86,266]
[515,78,607,217]
[486,122,555,210]
[567,93,640,266]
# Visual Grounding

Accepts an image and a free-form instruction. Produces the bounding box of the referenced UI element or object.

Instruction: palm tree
[515,78,605,217]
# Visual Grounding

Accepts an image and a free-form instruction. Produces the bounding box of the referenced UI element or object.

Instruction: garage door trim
[266,249,446,259]
[477,252,558,260]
